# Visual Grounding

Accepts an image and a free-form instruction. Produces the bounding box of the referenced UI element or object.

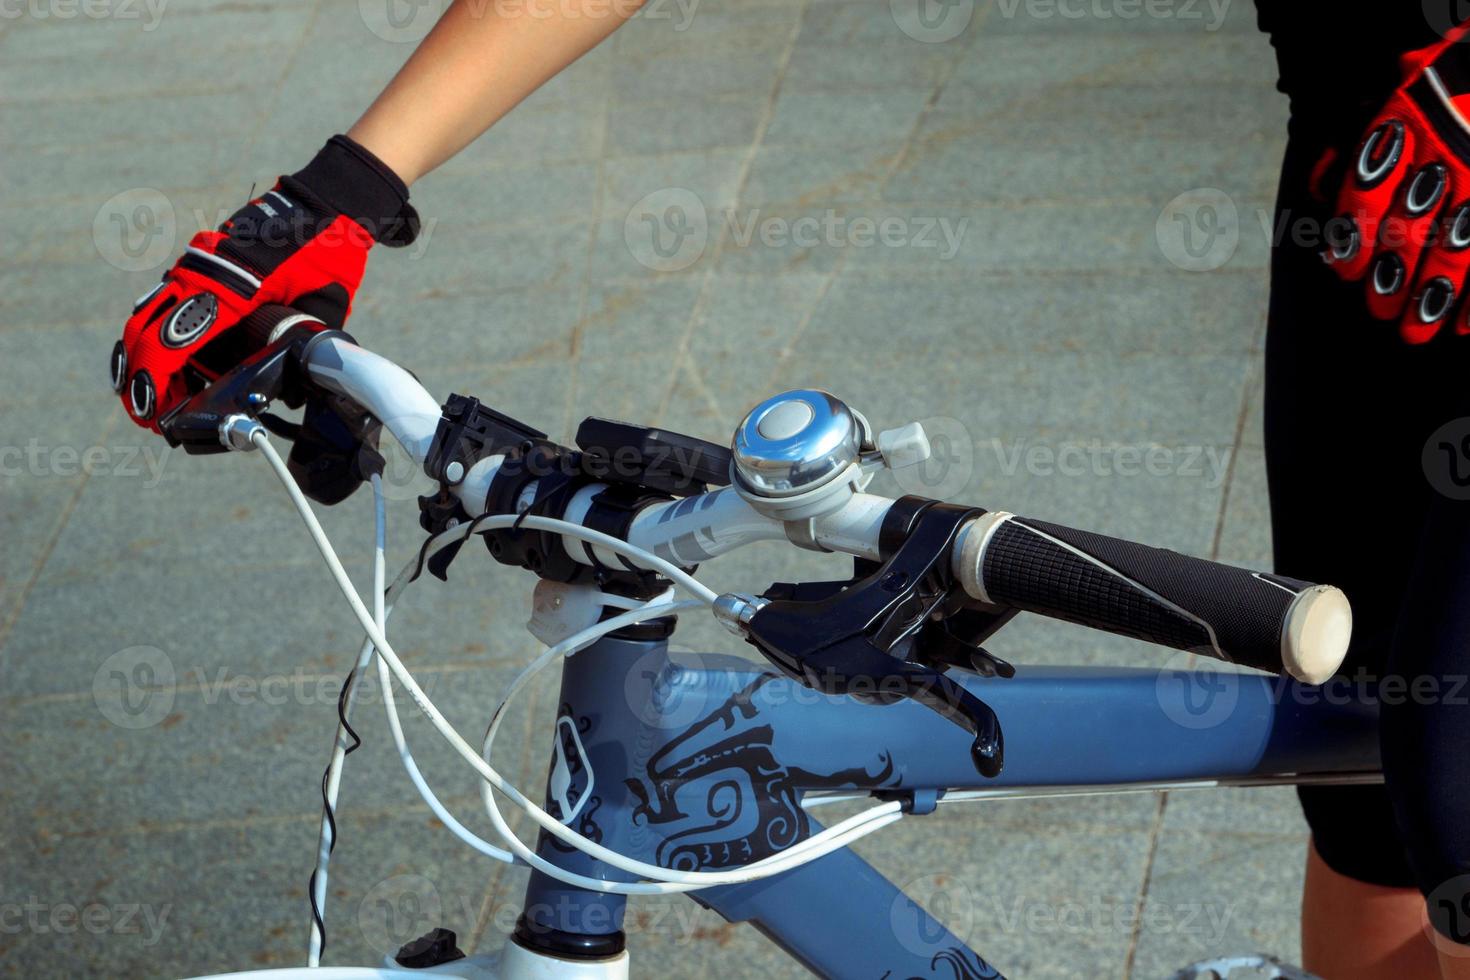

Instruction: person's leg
[1381,460,1470,978]
[1301,840,1440,979]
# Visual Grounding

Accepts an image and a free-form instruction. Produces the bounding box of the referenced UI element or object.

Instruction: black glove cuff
[289,134,419,246]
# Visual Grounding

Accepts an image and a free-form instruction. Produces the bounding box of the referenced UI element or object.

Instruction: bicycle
[145,305,1376,980]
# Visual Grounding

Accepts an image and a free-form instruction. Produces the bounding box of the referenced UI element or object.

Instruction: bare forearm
[348,0,644,185]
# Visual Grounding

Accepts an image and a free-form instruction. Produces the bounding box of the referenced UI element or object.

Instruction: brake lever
[718,503,1010,778]
[159,320,346,454]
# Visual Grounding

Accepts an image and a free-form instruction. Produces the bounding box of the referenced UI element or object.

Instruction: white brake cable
[250,429,903,897]
[305,473,390,967]
[370,526,905,894]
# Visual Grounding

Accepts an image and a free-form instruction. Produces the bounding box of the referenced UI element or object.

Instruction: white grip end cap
[1282,585,1352,685]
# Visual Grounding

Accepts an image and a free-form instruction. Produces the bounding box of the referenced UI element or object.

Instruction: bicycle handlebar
[953,513,1350,683]
[284,316,1352,685]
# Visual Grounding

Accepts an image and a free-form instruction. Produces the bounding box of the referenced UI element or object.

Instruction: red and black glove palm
[1324,24,1470,344]
[111,135,418,431]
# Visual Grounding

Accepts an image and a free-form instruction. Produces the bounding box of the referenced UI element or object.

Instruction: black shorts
[1257,2,1470,929]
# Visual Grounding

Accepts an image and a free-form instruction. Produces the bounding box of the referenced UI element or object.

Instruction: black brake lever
[159,318,346,454]
[733,503,1010,778]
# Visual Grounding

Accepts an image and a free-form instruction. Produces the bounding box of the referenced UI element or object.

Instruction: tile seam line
[652,0,809,425]
[0,412,116,666]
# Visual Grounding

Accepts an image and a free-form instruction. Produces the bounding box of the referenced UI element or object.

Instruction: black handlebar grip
[236,304,323,352]
[953,512,1351,683]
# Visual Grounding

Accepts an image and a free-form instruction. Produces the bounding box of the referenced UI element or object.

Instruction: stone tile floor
[0,0,1318,976]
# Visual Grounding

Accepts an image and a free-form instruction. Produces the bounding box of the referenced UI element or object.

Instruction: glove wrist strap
[290,134,420,247]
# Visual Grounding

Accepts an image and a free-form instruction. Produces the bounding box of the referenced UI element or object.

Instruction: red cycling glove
[111,135,418,432]
[1323,24,1470,344]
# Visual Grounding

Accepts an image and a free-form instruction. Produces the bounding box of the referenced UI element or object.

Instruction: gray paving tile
[2,139,239,207]
[847,807,1153,978]
[611,0,798,55]
[742,140,908,206]
[705,204,853,278]
[0,472,80,648]
[0,3,312,66]
[605,95,765,157]
[1130,805,1309,976]
[610,39,789,102]
[837,201,1274,275]
[564,355,688,435]
[0,806,499,978]
[779,348,1252,448]
[601,147,749,217]
[3,656,552,834]
[803,269,1266,356]
[1,262,164,333]
[0,91,264,155]
[0,322,119,399]
[579,276,703,358]
[764,87,933,148]
[1215,442,1272,571]
[437,101,609,170]
[433,358,580,439]
[927,81,1286,146]
[886,135,1280,206]
[955,32,1279,88]
[799,0,977,46]
[363,282,584,369]
[1159,784,1307,836]
[686,271,833,358]
[783,33,955,91]
[370,218,591,299]
[0,32,296,105]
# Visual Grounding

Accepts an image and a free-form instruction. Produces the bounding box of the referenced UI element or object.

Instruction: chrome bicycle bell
[731,390,869,519]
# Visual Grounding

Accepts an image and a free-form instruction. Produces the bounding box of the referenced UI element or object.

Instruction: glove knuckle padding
[1366,160,1451,321]
[1400,200,1470,343]
[1325,25,1470,343]
[1331,113,1415,280]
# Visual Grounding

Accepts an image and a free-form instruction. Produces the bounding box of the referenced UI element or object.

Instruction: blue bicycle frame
[514,634,1380,979]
